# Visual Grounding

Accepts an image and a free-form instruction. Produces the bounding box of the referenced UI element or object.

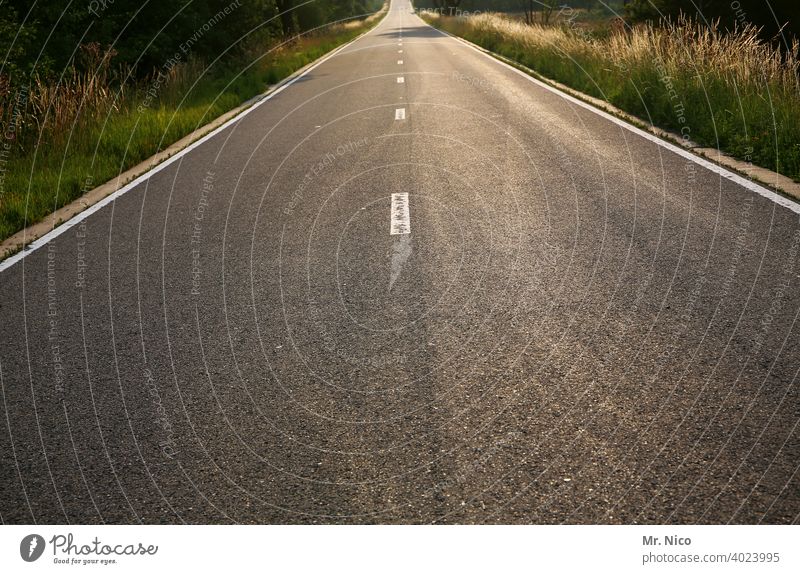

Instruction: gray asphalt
[1,0,799,524]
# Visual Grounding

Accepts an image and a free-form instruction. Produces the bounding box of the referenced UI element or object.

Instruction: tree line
[0,0,383,82]
[626,1,797,45]
[414,0,797,44]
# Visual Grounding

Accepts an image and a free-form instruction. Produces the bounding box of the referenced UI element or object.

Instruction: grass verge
[421,11,800,184]
[0,9,385,242]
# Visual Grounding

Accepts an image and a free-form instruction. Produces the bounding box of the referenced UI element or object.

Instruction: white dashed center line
[390,193,411,235]
[398,60,403,65]
[395,108,406,120]
[397,76,405,83]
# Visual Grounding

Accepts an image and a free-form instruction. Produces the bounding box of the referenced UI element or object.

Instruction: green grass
[0,14,384,242]
[422,12,800,184]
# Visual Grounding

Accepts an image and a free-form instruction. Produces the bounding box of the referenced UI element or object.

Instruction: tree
[0,5,41,81]
[275,0,298,37]
[517,0,560,25]
[0,0,386,79]
[520,0,535,25]
[625,0,798,44]
[432,0,464,12]
[539,0,559,25]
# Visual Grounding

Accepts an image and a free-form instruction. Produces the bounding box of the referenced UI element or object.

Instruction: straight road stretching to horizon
[1,0,799,524]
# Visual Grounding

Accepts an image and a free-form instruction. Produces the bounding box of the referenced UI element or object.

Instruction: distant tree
[0,0,386,79]
[625,0,798,45]
[432,0,464,11]
[519,0,535,24]
[275,0,298,36]
[0,5,41,81]
[539,0,559,24]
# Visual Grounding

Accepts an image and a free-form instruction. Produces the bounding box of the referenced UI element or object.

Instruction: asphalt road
[1,0,799,524]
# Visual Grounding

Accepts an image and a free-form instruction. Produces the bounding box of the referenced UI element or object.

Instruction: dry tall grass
[0,44,130,150]
[432,11,799,93]
[425,11,800,180]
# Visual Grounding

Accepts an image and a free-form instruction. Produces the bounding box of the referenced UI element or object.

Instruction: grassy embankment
[0,9,384,242]
[422,11,800,183]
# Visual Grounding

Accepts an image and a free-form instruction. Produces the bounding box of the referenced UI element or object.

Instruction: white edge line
[429,22,800,216]
[0,14,387,274]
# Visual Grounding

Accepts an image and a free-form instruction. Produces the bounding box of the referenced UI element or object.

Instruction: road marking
[389,234,411,291]
[395,108,406,120]
[397,76,405,83]
[397,59,403,64]
[398,49,403,53]
[390,193,411,235]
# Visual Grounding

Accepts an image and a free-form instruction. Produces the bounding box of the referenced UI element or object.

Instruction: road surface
[1,0,799,524]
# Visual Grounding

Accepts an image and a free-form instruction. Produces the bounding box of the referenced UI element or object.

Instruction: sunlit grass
[423,11,800,183]
[0,12,384,242]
